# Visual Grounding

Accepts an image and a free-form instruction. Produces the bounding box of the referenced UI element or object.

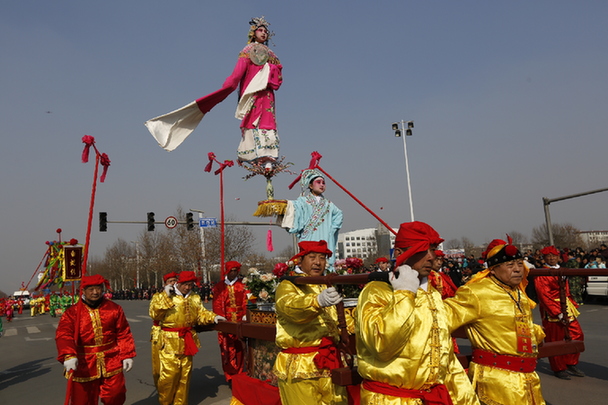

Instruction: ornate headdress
[248,16,274,44]
[300,169,324,197]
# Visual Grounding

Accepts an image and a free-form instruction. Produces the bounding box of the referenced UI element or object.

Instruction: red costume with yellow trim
[212,261,249,381]
[55,276,136,405]
[534,246,584,374]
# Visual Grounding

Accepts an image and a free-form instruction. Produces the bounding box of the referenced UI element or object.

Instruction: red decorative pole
[204,153,234,278]
[290,152,397,236]
[80,136,111,278]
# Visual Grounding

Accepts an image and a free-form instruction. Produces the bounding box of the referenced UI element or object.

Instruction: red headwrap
[434,250,445,257]
[81,274,110,290]
[290,240,333,262]
[540,246,560,256]
[178,271,198,284]
[163,271,179,283]
[375,257,389,264]
[394,222,444,268]
[225,261,242,272]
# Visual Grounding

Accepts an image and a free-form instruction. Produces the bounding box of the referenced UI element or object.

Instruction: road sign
[165,216,178,229]
[199,217,218,228]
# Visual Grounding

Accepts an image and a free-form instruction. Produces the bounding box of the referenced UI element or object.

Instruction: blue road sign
[199,217,218,228]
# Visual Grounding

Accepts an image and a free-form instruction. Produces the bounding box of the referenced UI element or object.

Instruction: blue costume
[282,169,343,270]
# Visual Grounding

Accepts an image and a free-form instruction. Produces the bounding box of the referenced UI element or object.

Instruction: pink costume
[196,42,283,162]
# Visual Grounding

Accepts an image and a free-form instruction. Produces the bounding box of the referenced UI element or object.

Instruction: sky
[2,1,607,294]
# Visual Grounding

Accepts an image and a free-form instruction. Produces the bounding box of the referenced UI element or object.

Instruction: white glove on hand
[164,284,175,297]
[214,315,227,324]
[390,265,420,293]
[63,357,78,372]
[122,358,134,372]
[317,287,343,307]
[557,313,564,321]
[241,315,247,322]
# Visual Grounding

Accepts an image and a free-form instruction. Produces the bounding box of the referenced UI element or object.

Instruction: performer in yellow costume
[444,236,546,405]
[149,271,178,390]
[356,221,478,405]
[150,271,225,405]
[273,240,348,405]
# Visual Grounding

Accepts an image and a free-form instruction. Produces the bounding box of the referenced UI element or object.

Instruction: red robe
[56,298,136,404]
[212,279,249,381]
[534,266,584,372]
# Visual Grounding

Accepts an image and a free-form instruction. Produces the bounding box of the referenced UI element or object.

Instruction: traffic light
[99,212,108,232]
[147,212,155,231]
[186,213,194,231]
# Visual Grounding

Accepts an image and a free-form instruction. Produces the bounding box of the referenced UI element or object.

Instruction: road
[1,299,607,404]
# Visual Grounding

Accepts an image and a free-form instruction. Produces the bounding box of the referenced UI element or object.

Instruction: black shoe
[554,370,571,380]
[567,365,585,377]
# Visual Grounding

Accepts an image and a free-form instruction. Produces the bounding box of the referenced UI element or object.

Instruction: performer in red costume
[212,261,249,382]
[534,245,585,380]
[55,274,136,405]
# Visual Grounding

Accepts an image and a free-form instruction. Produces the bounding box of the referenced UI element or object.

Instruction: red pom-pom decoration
[505,245,518,257]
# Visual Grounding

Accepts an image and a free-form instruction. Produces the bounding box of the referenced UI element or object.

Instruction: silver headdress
[248,16,275,44]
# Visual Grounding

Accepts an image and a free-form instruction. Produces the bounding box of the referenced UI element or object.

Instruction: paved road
[1,299,607,404]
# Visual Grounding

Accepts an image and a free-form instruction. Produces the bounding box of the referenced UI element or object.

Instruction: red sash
[281,337,342,370]
[362,380,454,405]
[472,349,537,373]
[162,326,198,356]
[79,340,116,354]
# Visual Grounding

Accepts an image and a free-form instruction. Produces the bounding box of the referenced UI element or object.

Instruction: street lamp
[189,209,208,283]
[391,120,415,221]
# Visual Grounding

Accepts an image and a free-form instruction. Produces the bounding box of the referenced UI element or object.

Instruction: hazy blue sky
[2,1,607,293]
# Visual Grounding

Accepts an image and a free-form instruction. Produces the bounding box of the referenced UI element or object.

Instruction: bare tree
[531,222,584,250]
[508,231,528,248]
[444,239,462,249]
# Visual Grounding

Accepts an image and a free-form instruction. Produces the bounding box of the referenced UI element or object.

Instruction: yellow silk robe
[273,279,347,405]
[149,292,217,405]
[356,281,479,405]
[444,276,546,405]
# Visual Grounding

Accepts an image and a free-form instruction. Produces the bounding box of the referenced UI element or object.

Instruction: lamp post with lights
[391,120,415,221]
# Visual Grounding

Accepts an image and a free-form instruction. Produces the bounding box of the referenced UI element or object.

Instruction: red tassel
[99,153,111,183]
[204,152,216,172]
[81,135,95,163]
[267,229,274,252]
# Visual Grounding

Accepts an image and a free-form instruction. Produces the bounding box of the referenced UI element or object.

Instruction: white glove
[164,284,175,297]
[214,315,227,324]
[63,357,78,372]
[317,287,343,307]
[557,313,564,320]
[122,358,134,372]
[242,315,247,322]
[390,265,420,293]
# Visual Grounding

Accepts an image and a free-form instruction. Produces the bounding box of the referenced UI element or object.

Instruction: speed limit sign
[164,216,178,229]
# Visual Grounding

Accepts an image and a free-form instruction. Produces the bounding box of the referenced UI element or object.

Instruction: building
[336,224,398,260]
[578,230,608,248]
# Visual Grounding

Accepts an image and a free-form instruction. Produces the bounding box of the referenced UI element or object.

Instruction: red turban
[434,250,445,257]
[225,261,242,272]
[81,274,110,290]
[290,240,333,262]
[163,271,179,283]
[375,257,389,264]
[541,246,560,256]
[394,222,444,268]
[178,271,198,284]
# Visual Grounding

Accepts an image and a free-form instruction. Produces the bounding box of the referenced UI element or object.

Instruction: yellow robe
[444,276,546,405]
[149,291,217,405]
[356,281,479,405]
[149,292,163,389]
[273,279,347,405]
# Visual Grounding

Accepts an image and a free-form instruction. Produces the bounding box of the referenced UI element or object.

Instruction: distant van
[586,276,608,297]
[13,290,31,308]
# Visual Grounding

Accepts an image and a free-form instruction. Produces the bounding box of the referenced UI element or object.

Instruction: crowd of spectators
[437,243,608,305]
